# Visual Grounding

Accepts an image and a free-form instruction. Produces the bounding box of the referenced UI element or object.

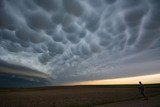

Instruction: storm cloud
[0,59,53,87]
[0,0,160,85]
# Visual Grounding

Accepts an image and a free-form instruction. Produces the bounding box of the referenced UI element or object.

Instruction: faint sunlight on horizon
[66,73,160,85]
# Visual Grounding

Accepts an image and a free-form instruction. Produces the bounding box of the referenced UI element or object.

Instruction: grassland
[0,84,160,107]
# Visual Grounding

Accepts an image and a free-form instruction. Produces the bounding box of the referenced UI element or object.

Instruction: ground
[95,95,160,107]
[0,85,160,107]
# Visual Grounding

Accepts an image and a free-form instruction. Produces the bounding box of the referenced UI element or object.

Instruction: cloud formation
[0,0,160,85]
[0,59,53,87]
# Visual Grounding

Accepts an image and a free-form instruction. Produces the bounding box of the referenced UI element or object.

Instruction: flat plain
[0,84,160,107]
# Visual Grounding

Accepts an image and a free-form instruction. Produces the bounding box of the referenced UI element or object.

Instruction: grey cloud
[124,6,148,27]
[88,0,103,8]
[113,17,126,34]
[19,41,29,48]
[26,12,54,30]
[89,42,101,53]
[62,23,79,33]
[63,0,84,17]
[79,42,91,58]
[0,8,15,30]
[135,29,159,50]
[29,30,46,43]
[39,53,51,65]
[0,0,4,7]
[52,13,63,25]
[79,29,86,38]
[0,59,51,78]
[104,0,117,4]
[98,31,112,47]
[126,27,139,46]
[61,14,73,27]
[0,0,160,86]
[149,0,160,8]
[0,29,17,42]
[118,0,143,9]
[23,0,37,10]
[46,29,64,42]
[47,42,64,56]
[16,29,30,41]
[33,0,58,12]
[66,34,80,44]
[143,9,160,30]
[85,13,100,32]
[32,45,44,53]
[6,42,23,52]
[0,59,53,88]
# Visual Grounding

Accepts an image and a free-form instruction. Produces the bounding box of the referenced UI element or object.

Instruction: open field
[0,84,160,107]
[95,95,160,107]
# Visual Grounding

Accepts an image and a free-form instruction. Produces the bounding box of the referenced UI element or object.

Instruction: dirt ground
[0,86,160,107]
[95,95,160,107]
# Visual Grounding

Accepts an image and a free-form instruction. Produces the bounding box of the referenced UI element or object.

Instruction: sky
[0,0,160,87]
[68,74,160,85]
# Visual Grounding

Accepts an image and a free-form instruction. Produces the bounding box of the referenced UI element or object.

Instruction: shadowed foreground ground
[0,85,160,107]
[95,95,160,107]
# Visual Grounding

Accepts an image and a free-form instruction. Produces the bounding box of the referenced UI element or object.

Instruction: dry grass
[0,85,160,107]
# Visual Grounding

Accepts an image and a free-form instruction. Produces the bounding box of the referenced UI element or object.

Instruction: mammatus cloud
[0,0,160,85]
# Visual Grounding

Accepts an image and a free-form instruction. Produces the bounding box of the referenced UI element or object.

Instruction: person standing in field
[138,81,148,100]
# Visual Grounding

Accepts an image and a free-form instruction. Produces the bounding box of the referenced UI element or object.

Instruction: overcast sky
[0,0,160,86]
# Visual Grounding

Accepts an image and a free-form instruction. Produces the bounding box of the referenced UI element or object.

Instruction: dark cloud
[98,31,112,47]
[105,0,117,4]
[63,0,83,17]
[124,6,147,27]
[66,34,80,44]
[15,29,30,41]
[38,53,51,65]
[119,0,142,9]
[0,0,160,86]
[52,13,63,25]
[62,23,79,33]
[47,42,64,56]
[0,29,17,42]
[126,27,139,46]
[135,29,159,50]
[0,59,53,88]
[33,0,58,11]
[89,42,101,53]
[85,13,100,32]
[143,9,160,30]
[88,0,103,8]
[0,9,14,30]
[46,29,64,42]
[27,12,54,30]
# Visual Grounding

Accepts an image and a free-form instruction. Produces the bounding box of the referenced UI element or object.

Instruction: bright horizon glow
[66,73,160,85]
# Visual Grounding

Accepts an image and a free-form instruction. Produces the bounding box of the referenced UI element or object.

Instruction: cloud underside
[0,0,160,85]
[0,59,53,87]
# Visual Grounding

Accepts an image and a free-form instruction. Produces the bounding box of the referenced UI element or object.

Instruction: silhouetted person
[138,81,148,100]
